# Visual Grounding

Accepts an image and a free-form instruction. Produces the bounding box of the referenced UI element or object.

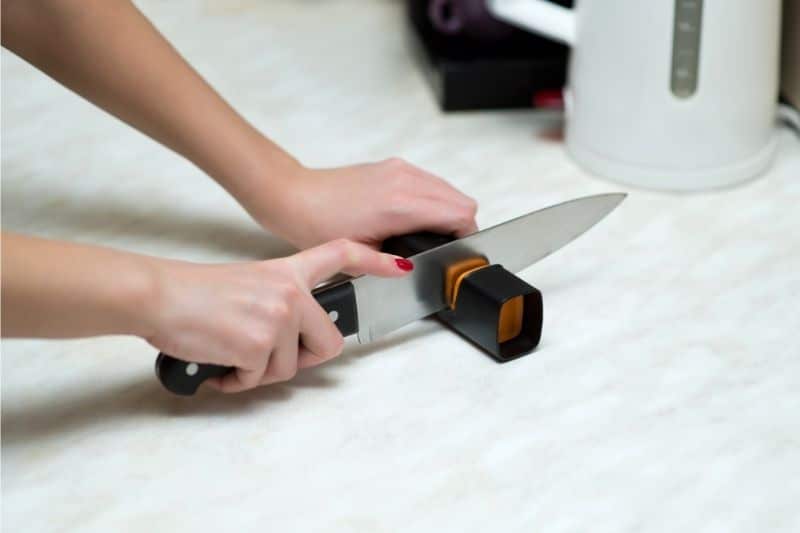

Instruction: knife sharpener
[383,233,543,362]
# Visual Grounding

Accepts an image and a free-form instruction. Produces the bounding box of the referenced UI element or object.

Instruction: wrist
[211,131,307,231]
[237,143,311,234]
[118,255,167,339]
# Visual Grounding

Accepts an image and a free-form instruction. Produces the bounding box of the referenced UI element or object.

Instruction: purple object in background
[428,0,515,41]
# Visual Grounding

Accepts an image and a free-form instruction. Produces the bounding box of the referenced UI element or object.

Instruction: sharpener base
[438,264,542,362]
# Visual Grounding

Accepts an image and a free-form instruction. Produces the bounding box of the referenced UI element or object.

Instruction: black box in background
[406,0,570,111]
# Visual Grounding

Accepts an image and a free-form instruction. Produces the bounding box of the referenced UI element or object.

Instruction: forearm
[1,0,297,215]
[1,232,159,338]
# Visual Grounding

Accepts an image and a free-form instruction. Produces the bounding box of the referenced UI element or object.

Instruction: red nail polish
[395,258,414,271]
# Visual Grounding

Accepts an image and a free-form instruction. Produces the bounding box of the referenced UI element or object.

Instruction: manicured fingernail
[395,258,414,271]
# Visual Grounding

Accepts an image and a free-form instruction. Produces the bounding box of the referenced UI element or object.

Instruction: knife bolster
[439,264,542,362]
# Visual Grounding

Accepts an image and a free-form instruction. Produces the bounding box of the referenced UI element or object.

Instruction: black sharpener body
[382,233,543,362]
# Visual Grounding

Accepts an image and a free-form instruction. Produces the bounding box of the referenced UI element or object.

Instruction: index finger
[290,239,411,289]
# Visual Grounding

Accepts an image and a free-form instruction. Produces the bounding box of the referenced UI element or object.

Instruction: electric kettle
[488,0,783,190]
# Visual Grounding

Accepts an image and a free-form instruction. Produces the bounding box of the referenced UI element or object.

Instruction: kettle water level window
[671,0,704,98]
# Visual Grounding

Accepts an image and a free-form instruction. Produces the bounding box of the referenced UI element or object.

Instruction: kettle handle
[487,0,576,45]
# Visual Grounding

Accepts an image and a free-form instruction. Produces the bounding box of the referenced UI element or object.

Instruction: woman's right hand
[146,239,413,393]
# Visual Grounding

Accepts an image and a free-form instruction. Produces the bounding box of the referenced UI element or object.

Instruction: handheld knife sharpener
[383,233,542,362]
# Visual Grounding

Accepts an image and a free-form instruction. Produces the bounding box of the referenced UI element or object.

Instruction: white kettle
[488,0,783,191]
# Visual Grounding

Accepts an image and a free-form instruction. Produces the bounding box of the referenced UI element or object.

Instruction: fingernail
[395,258,414,271]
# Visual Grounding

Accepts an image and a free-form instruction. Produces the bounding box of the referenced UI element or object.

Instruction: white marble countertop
[2,1,799,531]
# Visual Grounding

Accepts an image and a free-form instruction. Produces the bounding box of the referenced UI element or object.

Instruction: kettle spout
[488,0,576,46]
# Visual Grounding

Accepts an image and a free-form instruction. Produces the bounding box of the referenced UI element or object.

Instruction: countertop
[2,2,799,532]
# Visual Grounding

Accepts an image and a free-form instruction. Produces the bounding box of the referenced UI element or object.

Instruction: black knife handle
[154,355,229,396]
[381,231,461,307]
[155,281,358,396]
[381,232,456,258]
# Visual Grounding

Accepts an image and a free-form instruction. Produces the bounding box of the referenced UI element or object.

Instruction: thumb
[291,239,413,288]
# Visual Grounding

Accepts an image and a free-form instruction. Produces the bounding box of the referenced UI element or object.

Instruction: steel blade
[353,193,625,342]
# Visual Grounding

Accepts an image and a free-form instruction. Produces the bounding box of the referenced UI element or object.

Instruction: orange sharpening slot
[497,296,524,343]
[444,257,526,345]
[444,257,489,309]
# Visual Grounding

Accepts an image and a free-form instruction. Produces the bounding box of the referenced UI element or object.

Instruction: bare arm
[1,232,412,392]
[1,232,158,338]
[1,0,477,249]
[1,0,296,215]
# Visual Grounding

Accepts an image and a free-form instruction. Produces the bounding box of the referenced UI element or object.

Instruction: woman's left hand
[2,1,477,252]
[256,158,479,250]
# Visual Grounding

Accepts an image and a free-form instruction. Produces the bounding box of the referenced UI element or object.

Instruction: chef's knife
[156,193,625,395]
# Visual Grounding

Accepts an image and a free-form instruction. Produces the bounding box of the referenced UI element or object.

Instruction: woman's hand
[147,239,412,393]
[255,158,479,250]
[3,1,477,251]
[4,1,477,249]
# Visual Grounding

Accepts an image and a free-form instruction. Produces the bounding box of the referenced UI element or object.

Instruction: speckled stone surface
[2,2,799,532]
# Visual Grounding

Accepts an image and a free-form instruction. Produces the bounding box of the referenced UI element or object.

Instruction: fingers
[206,326,275,393]
[209,333,301,392]
[383,157,475,207]
[384,158,479,237]
[297,346,331,370]
[457,219,479,237]
[412,164,478,211]
[206,278,346,394]
[414,193,478,237]
[209,365,267,394]
[260,329,300,385]
[292,239,412,288]
[376,195,478,239]
[298,292,344,363]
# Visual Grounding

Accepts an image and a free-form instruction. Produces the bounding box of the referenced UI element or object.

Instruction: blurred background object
[427,0,515,40]
[782,0,800,109]
[489,0,784,191]
[406,0,572,111]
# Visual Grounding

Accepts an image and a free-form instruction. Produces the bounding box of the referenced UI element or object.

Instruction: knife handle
[155,281,358,395]
[381,232,455,257]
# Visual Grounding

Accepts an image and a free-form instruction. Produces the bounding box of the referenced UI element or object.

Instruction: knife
[155,193,625,395]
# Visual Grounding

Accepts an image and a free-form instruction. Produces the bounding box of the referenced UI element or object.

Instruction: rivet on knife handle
[154,280,359,395]
[155,354,229,396]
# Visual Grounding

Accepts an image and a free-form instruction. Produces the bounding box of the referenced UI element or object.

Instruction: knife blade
[358,193,625,342]
[156,193,625,394]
